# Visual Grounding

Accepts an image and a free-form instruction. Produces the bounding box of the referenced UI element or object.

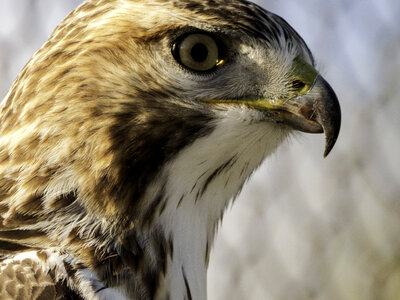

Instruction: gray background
[0,1,399,299]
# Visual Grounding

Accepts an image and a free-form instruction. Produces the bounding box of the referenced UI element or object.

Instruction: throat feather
[143,110,287,300]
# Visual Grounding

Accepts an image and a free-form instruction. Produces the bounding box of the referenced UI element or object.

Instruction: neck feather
[143,108,287,300]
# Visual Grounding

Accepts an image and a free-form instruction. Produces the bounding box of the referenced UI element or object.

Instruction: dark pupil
[191,43,209,62]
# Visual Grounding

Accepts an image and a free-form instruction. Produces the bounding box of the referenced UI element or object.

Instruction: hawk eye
[172,33,225,72]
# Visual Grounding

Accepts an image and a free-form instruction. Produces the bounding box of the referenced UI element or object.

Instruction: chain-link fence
[1,1,399,299]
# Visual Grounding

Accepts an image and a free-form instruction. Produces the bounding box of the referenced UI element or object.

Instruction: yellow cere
[288,56,318,96]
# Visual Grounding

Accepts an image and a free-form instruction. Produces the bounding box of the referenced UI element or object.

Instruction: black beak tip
[321,104,341,158]
[316,76,341,158]
[323,133,339,158]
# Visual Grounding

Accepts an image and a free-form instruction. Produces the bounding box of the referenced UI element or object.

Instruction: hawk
[0,0,340,299]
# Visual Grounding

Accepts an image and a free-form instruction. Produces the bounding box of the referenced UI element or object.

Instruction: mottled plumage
[0,0,340,299]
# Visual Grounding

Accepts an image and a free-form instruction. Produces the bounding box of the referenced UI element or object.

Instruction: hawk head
[0,0,340,299]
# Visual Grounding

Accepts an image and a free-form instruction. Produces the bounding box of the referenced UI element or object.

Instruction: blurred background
[0,1,399,299]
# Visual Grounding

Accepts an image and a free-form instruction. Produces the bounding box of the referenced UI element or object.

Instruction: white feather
[142,106,288,299]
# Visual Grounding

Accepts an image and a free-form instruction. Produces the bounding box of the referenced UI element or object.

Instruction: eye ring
[172,32,226,72]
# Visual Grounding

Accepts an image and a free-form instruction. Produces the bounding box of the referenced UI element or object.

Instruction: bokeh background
[0,1,399,299]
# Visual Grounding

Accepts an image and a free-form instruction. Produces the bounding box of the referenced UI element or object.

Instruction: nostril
[292,80,306,90]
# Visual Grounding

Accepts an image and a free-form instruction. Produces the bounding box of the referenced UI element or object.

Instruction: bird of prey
[0,0,341,299]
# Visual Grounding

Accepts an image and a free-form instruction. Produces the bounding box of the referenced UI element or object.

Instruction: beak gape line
[202,74,341,157]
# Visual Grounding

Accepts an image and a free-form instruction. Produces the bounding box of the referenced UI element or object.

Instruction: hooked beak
[275,75,341,157]
[202,74,341,157]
